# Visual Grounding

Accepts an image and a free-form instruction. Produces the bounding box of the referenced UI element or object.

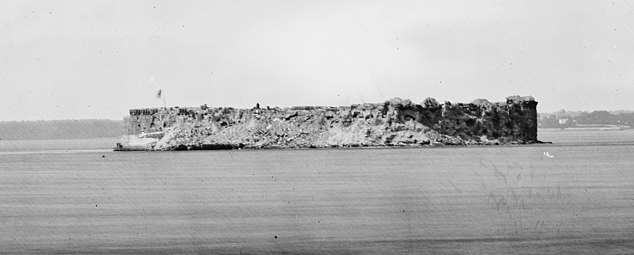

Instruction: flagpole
[157,89,166,109]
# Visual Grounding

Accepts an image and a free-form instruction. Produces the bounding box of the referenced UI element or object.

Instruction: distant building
[558,118,569,125]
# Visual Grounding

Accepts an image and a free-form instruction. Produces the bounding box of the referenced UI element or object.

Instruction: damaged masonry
[116,96,538,151]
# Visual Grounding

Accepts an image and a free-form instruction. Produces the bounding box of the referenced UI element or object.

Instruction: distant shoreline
[540,125,631,131]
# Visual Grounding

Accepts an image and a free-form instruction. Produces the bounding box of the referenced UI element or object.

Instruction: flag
[156,89,162,99]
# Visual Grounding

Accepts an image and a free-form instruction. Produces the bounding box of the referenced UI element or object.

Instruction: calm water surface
[1,131,633,254]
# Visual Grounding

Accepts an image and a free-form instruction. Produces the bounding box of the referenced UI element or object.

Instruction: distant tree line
[0,119,125,140]
[539,110,634,128]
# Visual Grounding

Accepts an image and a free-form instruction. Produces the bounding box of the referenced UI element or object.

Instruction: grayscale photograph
[1,1,633,254]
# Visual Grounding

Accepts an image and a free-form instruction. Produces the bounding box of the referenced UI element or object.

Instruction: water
[1,131,633,254]
[0,138,116,155]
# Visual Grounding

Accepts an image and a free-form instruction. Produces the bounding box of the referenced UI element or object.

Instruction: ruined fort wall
[120,96,538,150]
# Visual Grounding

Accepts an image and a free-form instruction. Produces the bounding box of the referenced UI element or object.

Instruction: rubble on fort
[116,96,538,151]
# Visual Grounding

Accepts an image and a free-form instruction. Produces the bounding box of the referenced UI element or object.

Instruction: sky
[1,0,633,121]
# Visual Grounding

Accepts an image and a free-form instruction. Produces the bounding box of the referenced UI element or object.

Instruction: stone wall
[118,96,538,150]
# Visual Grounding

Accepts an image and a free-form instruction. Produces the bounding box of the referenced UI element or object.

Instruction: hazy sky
[1,0,633,121]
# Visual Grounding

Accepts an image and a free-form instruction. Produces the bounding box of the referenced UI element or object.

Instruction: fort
[116,95,538,150]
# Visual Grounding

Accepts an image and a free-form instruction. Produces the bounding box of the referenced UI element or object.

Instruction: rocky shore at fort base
[115,95,539,151]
